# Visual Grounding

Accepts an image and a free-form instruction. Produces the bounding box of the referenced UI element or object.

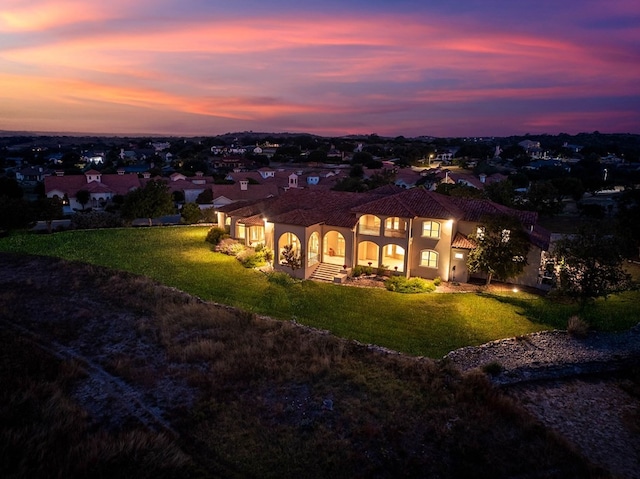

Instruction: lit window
[422,221,441,238]
[454,252,464,259]
[420,250,438,268]
[236,223,246,239]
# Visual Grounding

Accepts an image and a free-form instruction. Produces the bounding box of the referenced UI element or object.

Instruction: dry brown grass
[0,254,613,478]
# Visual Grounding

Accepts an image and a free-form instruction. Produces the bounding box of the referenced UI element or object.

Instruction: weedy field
[0,254,609,478]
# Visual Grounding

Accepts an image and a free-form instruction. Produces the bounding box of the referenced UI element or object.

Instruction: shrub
[215,238,245,256]
[433,277,442,286]
[255,243,274,264]
[266,271,298,287]
[384,276,435,293]
[567,315,589,338]
[376,264,388,276]
[200,207,217,223]
[482,361,503,376]
[206,226,229,245]
[237,248,267,268]
[71,211,122,230]
[181,202,203,224]
[351,265,373,277]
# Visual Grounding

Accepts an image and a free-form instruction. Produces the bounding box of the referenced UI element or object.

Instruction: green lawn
[1,226,638,357]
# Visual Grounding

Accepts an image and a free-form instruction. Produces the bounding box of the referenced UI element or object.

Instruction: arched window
[420,250,439,268]
[422,221,441,238]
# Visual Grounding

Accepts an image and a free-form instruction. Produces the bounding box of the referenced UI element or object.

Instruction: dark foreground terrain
[1,253,637,478]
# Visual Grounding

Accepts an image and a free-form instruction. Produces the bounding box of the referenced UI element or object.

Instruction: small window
[236,223,246,239]
[422,221,441,238]
[420,250,438,268]
[454,252,464,259]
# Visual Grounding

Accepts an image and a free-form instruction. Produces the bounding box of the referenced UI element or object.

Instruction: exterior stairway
[309,263,343,282]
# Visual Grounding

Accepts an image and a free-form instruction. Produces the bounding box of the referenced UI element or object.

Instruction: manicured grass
[1,226,638,357]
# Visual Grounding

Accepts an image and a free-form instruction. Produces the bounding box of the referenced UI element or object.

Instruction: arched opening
[382,244,405,272]
[358,214,381,236]
[322,231,346,266]
[384,217,406,237]
[308,232,320,266]
[357,241,379,267]
[278,232,301,265]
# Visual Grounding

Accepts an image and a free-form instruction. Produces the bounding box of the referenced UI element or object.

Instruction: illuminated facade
[217,188,550,287]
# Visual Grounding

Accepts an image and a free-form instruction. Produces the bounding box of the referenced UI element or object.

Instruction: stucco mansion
[217,187,551,288]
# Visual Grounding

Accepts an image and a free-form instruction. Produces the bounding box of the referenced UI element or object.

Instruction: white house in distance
[45,169,220,213]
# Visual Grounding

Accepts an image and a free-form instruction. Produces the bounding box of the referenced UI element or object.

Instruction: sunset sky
[1,0,639,137]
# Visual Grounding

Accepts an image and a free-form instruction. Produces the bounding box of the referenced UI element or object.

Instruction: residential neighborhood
[2,131,639,289]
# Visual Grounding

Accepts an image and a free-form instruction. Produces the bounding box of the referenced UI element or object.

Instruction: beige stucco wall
[408,218,455,280]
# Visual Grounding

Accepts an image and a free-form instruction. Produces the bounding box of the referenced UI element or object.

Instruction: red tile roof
[451,232,476,249]
[351,188,466,220]
[45,173,141,196]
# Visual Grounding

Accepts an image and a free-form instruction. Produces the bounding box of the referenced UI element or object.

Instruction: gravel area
[445,326,640,479]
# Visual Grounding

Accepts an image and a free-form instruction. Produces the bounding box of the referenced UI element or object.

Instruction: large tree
[121,179,175,221]
[33,197,63,233]
[76,189,91,210]
[551,222,631,305]
[467,214,531,285]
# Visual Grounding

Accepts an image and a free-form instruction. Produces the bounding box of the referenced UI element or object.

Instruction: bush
[254,243,274,264]
[71,211,122,230]
[266,271,298,287]
[433,277,442,286]
[351,265,373,277]
[384,276,435,293]
[206,226,229,245]
[215,238,245,256]
[237,248,265,268]
[237,246,274,268]
[482,361,503,376]
[181,202,203,224]
[200,207,217,223]
[567,315,589,338]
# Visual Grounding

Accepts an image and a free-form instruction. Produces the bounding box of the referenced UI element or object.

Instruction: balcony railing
[358,226,380,236]
[384,228,406,238]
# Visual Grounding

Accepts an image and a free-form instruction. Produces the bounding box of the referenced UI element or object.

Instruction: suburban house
[216,187,551,288]
[15,166,55,183]
[44,169,220,213]
[45,169,141,212]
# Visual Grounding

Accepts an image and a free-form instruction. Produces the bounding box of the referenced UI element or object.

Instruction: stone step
[310,263,343,282]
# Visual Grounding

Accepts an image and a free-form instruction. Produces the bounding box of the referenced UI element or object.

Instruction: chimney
[240,179,249,191]
[143,172,151,179]
[289,173,298,188]
[479,173,486,184]
[55,170,64,177]
[117,168,125,175]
